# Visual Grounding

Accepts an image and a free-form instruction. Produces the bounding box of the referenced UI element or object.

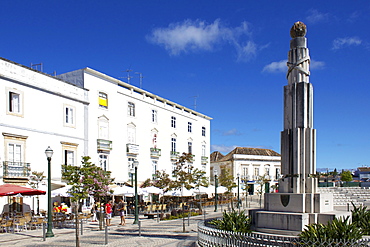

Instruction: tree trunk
[74,203,80,247]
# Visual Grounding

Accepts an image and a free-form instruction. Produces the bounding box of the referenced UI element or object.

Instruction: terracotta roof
[210,151,224,162]
[213,147,280,162]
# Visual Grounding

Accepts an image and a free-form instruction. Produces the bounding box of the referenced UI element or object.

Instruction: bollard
[157,212,159,222]
[347,203,350,212]
[203,207,206,221]
[80,219,83,235]
[138,220,142,237]
[104,225,108,245]
[42,222,46,241]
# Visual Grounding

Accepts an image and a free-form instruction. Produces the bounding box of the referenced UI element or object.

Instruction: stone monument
[250,21,349,235]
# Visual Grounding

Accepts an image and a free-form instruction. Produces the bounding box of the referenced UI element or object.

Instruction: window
[202,127,206,137]
[265,167,270,176]
[254,168,259,179]
[188,122,192,132]
[171,138,176,152]
[243,167,248,178]
[152,110,157,123]
[99,154,108,171]
[6,88,23,117]
[152,160,158,179]
[99,92,108,109]
[276,168,281,179]
[8,143,22,164]
[98,116,109,140]
[201,164,206,172]
[127,123,136,144]
[128,158,135,175]
[64,150,75,166]
[64,105,75,127]
[188,142,192,154]
[3,133,28,178]
[128,102,135,117]
[9,92,20,113]
[172,162,177,176]
[171,116,176,128]
[202,144,206,157]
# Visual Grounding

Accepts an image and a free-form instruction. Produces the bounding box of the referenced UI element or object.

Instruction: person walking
[105,200,113,226]
[117,199,126,225]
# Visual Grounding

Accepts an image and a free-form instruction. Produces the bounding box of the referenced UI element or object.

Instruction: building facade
[0,57,211,211]
[210,147,281,194]
[58,68,211,184]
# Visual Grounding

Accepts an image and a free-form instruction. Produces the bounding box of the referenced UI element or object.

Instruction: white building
[0,57,211,212]
[210,147,281,194]
[57,68,211,184]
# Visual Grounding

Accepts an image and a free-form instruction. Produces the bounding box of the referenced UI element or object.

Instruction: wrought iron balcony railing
[170,151,179,160]
[201,156,208,164]
[150,148,161,157]
[3,161,30,178]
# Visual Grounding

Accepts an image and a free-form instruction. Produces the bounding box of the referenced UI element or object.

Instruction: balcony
[189,154,195,162]
[3,161,30,178]
[201,156,208,164]
[170,151,179,160]
[150,148,161,158]
[127,143,139,154]
[97,139,112,151]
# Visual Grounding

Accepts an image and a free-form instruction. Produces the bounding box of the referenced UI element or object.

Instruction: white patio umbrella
[113,185,134,196]
[164,188,194,197]
[141,186,163,195]
[51,185,72,197]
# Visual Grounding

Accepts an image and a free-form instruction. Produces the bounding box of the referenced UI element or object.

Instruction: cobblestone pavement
[0,198,262,247]
[0,208,222,247]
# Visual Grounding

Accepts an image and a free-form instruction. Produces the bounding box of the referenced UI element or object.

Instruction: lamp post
[133,160,139,224]
[237,173,240,210]
[45,146,54,238]
[214,169,218,212]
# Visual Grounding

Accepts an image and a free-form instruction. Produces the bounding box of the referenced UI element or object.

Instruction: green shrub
[299,216,362,242]
[351,203,370,235]
[210,210,252,233]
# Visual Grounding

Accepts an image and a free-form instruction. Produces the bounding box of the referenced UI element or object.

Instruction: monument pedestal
[249,192,350,235]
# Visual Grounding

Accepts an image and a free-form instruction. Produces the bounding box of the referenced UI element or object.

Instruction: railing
[201,156,208,164]
[150,148,161,157]
[97,139,112,151]
[170,151,179,160]
[198,218,370,246]
[3,161,30,178]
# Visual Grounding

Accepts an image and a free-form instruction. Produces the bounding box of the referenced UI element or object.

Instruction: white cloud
[306,9,330,24]
[332,37,362,50]
[222,128,242,136]
[310,60,325,70]
[147,19,258,61]
[263,59,325,73]
[211,144,237,154]
[262,60,287,73]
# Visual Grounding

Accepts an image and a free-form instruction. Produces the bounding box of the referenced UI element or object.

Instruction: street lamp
[45,146,54,238]
[214,169,218,212]
[237,173,240,210]
[133,160,139,224]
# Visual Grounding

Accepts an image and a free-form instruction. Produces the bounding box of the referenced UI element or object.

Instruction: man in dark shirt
[117,199,126,225]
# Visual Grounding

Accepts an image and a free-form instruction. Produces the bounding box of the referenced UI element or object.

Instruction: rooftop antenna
[31,63,43,72]
[120,68,133,84]
[135,72,143,88]
[190,95,199,111]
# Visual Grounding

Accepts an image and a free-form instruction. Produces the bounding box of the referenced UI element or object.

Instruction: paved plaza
[0,208,227,247]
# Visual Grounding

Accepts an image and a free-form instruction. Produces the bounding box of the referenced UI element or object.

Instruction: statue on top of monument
[290,21,307,38]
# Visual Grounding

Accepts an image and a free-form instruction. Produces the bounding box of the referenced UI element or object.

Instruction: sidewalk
[0,198,262,247]
[0,208,223,247]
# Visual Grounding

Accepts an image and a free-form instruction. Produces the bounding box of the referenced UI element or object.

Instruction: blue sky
[1,1,369,170]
